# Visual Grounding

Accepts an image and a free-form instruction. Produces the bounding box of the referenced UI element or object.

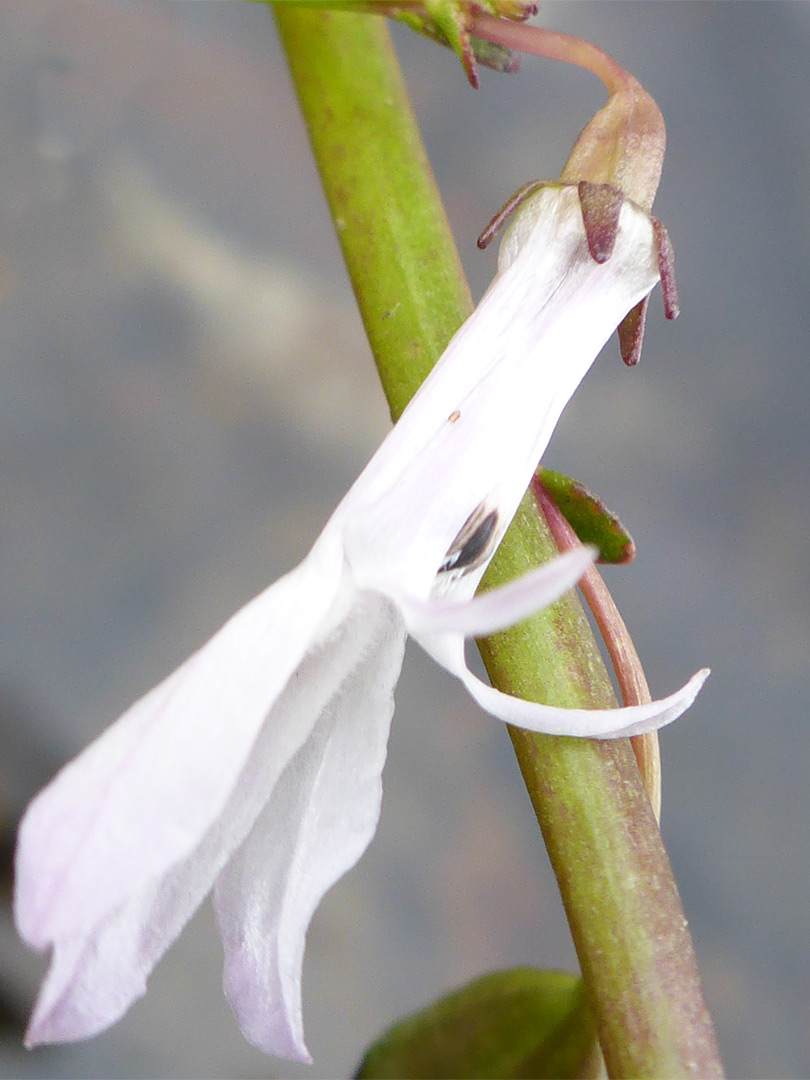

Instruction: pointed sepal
[382,3,537,88]
[423,0,480,87]
[617,295,649,367]
[652,216,680,320]
[477,180,549,250]
[616,209,679,363]
[577,180,624,264]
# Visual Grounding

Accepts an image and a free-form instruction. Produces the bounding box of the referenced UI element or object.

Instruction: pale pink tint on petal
[15,534,344,948]
[22,572,399,1047]
[25,884,168,1046]
[215,595,405,1063]
[25,933,139,1047]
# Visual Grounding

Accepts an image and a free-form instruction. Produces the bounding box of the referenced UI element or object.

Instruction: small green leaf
[537,468,636,564]
[356,968,596,1080]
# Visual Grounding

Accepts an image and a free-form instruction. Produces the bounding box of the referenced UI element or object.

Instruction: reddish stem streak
[533,477,662,819]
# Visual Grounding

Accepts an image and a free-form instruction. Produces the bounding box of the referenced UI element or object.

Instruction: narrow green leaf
[356,969,596,1080]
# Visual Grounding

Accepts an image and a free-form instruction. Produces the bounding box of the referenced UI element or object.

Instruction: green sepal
[356,968,596,1080]
[261,1,520,85]
[536,467,636,564]
[394,6,519,83]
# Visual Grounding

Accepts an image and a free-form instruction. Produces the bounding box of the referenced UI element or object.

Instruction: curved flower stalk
[15,184,708,1062]
[472,14,679,369]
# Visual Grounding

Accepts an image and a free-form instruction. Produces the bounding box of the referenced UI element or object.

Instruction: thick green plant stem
[274,6,722,1076]
[478,496,722,1077]
[275,5,472,419]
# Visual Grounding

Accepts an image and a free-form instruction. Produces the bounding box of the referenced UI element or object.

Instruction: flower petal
[399,546,595,636]
[15,531,346,954]
[23,582,404,1047]
[24,872,198,1046]
[214,594,405,1062]
[342,186,660,602]
[424,631,709,738]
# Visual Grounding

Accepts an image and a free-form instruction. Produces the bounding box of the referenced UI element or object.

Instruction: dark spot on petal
[448,410,461,424]
[440,508,499,575]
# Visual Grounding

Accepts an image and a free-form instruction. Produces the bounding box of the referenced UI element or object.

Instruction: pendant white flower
[15,184,708,1063]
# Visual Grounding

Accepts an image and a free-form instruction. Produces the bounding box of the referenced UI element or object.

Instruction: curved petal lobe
[424,632,709,738]
[399,546,595,637]
[22,577,398,1047]
[15,533,345,953]
[215,595,405,1062]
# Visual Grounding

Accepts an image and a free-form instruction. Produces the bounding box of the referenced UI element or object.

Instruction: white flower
[14,184,708,1063]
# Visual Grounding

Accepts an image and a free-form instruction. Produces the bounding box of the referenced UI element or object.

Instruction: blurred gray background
[1,2,808,1076]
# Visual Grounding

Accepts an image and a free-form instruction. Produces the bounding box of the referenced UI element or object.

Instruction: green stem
[273,6,722,1076]
[478,497,722,1077]
[274,3,472,419]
